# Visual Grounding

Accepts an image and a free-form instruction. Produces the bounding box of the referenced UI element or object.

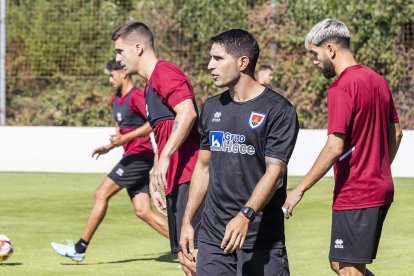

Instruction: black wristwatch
[240,206,256,221]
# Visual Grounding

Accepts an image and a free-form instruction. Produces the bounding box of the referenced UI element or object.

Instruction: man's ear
[135,43,144,56]
[239,56,250,72]
[326,43,336,59]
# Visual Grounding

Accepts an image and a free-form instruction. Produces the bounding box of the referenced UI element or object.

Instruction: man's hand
[149,182,167,216]
[91,146,111,159]
[282,187,304,218]
[110,133,127,147]
[179,222,196,262]
[220,212,250,254]
[152,155,170,192]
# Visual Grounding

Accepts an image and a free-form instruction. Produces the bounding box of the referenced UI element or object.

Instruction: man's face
[207,43,241,88]
[309,45,336,79]
[114,38,139,75]
[258,68,273,86]
[108,70,125,91]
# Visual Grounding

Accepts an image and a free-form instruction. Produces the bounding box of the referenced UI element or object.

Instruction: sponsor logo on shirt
[116,112,122,122]
[116,168,124,177]
[212,111,221,122]
[249,111,266,129]
[334,239,344,249]
[209,131,255,155]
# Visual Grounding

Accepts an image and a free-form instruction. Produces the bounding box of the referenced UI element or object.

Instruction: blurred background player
[50,59,168,262]
[180,29,298,276]
[256,64,273,86]
[283,19,403,276]
[112,22,201,275]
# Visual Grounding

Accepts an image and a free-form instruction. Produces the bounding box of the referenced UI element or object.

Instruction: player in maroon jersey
[51,59,168,262]
[112,23,201,275]
[283,19,403,276]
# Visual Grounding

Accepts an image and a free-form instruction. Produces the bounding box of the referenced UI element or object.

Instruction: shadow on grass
[0,262,23,266]
[60,251,177,266]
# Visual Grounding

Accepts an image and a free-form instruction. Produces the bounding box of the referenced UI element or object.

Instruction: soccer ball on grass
[0,235,14,261]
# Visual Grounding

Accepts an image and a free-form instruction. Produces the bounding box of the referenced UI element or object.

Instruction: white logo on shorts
[116,168,124,177]
[334,239,344,249]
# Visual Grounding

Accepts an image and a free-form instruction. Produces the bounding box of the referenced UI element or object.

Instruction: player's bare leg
[178,251,196,276]
[131,192,169,238]
[330,262,374,276]
[80,177,122,242]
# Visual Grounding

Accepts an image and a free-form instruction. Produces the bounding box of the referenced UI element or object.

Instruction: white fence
[0,126,412,177]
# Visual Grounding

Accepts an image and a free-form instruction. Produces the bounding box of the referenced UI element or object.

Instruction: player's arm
[388,122,403,164]
[180,149,210,262]
[153,99,197,190]
[149,151,167,215]
[91,126,119,159]
[220,156,286,254]
[110,122,152,147]
[283,133,345,216]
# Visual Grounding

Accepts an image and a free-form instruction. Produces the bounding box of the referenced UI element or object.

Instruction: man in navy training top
[112,22,201,275]
[283,19,403,276]
[51,59,168,262]
[180,29,299,276]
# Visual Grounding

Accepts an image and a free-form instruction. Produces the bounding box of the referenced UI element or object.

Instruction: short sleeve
[199,102,210,150]
[129,89,147,119]
[327,87,353,135]
[152,63,194,109]
[265,105,299,163]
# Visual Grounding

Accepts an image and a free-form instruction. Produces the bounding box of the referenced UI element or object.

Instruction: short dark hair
[258,65,273,72]
[211,29,260,75]
[112,21,154,48]
[105,59,124,71]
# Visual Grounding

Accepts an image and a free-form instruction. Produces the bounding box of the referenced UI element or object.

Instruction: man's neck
[138,51,158,80]
[229,75,265,102]
[121,80,134,95]
[335,51,358,77]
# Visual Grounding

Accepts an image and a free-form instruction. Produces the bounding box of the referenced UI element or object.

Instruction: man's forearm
[122,122,152,142]
[295,140,342,194]
[245,159,286,212]
[389,123,403,164]
[159,108,196,159]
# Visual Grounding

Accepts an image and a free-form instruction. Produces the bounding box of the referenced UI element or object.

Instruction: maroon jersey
[144,60,200,195]
[327,65,399,210]
[111,86,154,159]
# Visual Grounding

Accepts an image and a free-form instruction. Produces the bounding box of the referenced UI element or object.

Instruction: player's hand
[220,212,249,254]
[110,134,127,147]
[179,222,196,262]
[282,187,304,218]
[91,146,110,159]
[152,155,170,192]
[149,182,167,216]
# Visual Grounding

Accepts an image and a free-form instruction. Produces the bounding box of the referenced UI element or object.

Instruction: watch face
[241,206,255,220]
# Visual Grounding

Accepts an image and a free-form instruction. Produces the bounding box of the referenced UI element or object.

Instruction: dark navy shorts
[329,203,391,264]
[196,241,290,276]
[166,183,203,254]
[108,154,153,199]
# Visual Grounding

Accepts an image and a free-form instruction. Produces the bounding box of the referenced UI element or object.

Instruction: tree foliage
[5,0,413,128]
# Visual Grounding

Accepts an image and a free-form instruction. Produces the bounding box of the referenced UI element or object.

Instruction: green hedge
[5,0,413,128]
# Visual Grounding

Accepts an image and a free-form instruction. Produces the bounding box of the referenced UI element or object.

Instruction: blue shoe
[51,240,86,262]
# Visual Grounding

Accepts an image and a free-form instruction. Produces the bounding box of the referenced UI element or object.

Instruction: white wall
[0,126,412,177]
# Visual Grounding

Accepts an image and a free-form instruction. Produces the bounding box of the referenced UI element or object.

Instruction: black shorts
[197,241,290,276]
[166,183,203,254]
[108,154,153,199]
[329,203,391,264]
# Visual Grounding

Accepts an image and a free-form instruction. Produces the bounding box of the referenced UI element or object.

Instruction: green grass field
[0,173,413,275]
